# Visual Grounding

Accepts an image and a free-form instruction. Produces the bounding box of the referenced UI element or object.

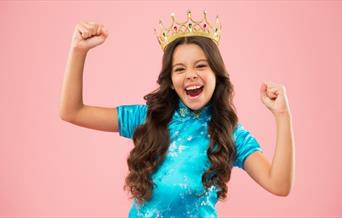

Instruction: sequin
[116,99,263,217]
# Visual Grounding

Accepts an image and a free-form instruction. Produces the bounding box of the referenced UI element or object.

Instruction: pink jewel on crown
[154,10,222,51]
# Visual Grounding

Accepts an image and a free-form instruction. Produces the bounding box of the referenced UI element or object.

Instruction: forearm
[269,112,295,195]
[59,47,87,120]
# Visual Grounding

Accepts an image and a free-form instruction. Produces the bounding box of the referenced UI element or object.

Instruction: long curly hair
[123,36,238,205]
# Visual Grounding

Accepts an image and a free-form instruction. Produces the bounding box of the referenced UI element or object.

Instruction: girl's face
[171,43,216,111]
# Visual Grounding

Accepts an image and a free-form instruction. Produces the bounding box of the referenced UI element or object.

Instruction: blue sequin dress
[117,99,262,218]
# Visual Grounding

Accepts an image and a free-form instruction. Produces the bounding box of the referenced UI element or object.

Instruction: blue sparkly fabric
[117,99,262,218]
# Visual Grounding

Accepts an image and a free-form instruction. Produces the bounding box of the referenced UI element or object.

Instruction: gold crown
[154,10,222,51]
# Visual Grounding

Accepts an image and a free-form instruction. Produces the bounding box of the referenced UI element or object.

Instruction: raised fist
[71,21,109,52]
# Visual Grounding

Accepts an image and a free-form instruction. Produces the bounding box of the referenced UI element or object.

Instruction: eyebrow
[172,59,208,68]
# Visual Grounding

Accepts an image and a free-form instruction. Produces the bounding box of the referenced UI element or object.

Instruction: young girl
[59,11,295,218]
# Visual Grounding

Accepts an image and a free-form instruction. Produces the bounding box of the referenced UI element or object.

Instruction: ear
[170,84,175,90]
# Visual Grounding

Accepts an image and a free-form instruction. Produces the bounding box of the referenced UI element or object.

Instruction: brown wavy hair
[123,36,238,205]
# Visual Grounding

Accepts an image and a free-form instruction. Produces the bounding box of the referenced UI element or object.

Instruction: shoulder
[232,122,245,140]
[116,104,148,118]
[117,104,148,111]
[232,122,259,145]
[232,122,262,169]
[116,104,148,139]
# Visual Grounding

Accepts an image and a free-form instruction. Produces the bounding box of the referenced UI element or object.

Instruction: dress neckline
[176,98,212,120]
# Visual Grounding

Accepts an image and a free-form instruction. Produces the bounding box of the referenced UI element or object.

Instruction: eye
[175,68,185,72]
[197,64,207,68]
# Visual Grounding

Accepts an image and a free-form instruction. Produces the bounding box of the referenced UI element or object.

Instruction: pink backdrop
[1,1,341,217]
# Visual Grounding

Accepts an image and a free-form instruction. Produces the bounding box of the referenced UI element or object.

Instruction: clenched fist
[260,81,291,117]
[71,21,109,52]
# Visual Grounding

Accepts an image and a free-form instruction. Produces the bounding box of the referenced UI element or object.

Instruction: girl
[59,15,295,217]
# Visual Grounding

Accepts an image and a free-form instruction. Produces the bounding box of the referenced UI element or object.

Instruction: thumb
[259,81,268,98]
[260,82,273,106]
[100,26,109,38]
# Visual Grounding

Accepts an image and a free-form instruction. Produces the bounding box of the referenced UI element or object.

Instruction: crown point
[171,13,176,22]
[155,10,221,51]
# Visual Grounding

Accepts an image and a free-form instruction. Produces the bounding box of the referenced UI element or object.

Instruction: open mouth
[185,85,204,97]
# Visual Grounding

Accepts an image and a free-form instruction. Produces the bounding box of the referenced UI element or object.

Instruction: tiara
[154,10,222,51]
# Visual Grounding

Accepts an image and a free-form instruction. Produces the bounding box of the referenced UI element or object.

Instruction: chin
[182,96,209,111]
[188,104,202,111]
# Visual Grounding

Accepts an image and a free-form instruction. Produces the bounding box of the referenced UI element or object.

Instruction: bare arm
[244,82,295,196]
[59,22,118,132]
[244,113,294,196]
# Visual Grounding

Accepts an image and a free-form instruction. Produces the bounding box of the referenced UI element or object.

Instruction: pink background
[1,1,341,217]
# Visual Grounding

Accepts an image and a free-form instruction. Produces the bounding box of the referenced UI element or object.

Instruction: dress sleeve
[233,123,263,169]
[116,104,148,139]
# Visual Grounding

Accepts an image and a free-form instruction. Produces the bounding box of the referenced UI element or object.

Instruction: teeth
[185,85,202,90]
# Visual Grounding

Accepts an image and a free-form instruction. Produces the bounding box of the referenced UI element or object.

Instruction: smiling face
[171,43,216,111]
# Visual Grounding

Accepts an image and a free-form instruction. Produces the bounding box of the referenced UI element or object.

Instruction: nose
[185,70,198,80]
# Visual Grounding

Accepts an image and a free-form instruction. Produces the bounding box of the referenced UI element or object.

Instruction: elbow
[271,182,293,197]
[59,106,69,121]
[60,115,71,122]
[59,110,74,122]
[268,172,295,197]
[59,104,83,122]
[273,188,291,197]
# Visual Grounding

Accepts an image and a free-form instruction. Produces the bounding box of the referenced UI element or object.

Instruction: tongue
[187,87,203,97]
